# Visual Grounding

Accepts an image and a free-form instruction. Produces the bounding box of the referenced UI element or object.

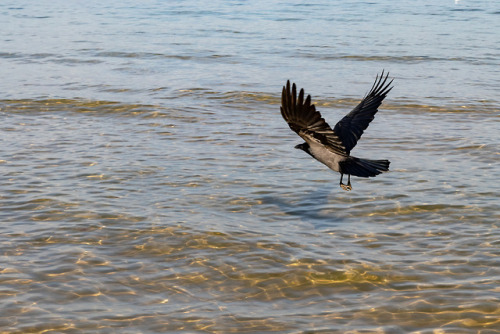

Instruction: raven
[280,72,393,191]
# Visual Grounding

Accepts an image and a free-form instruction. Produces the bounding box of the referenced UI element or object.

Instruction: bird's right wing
[333,71,393,154]
[281,80,347,156]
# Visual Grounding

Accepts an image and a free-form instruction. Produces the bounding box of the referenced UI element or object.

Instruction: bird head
[294,142,309,152]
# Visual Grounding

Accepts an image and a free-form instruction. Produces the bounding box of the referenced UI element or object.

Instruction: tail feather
[340,157,390,178]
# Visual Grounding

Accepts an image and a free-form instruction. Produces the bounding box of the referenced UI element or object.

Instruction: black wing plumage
[333,71,393,155]
[280,80,347,156]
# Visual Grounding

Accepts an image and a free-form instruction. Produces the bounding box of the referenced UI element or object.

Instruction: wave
[1,93,498,117]
[292,53,498,66]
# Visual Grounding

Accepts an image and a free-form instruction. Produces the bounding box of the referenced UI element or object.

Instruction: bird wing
[333,71,393,154]
[281,80,347,157]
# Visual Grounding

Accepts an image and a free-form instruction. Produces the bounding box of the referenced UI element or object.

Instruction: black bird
[280,72,393,191]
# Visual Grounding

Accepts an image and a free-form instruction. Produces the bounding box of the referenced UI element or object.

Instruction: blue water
[2,0,499,105]
[1,1,499,333]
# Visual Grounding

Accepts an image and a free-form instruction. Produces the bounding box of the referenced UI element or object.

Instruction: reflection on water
[1,0,500,332]
[1,96,499,332]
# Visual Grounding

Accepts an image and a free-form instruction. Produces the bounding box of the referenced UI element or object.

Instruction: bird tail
[340,157,390,178]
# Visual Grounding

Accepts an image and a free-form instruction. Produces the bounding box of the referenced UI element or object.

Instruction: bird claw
[340,183,352,191]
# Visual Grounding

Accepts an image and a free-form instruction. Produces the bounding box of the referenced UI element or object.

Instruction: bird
[280,71,393,191]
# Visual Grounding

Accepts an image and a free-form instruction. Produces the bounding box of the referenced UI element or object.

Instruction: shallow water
[1,1,499,333]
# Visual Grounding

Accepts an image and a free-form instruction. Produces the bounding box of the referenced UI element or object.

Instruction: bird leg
[340,174,352,191]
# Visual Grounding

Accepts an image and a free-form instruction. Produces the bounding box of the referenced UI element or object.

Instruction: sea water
[1,1,499,332]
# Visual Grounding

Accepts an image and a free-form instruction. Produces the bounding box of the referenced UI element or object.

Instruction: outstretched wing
[333,71,393,154]
[281,80,347,156]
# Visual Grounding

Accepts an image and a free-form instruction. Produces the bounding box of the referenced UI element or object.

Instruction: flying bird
[280,72,393,191]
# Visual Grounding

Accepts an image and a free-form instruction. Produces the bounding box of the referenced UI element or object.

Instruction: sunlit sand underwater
[1,0,499,333]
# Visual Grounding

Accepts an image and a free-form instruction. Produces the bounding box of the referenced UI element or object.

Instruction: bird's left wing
[281,80,347,156]
[333,71,393,154]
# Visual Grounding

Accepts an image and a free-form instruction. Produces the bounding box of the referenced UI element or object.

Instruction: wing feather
[281,80,347,156]
[333,71,393,154]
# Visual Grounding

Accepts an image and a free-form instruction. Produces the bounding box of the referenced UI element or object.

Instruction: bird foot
[340,183,352,191]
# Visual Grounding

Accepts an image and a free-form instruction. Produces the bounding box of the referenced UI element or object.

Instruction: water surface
[1,1,499,333]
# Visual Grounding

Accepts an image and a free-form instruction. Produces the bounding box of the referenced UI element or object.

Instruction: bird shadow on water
[260,183,345,230]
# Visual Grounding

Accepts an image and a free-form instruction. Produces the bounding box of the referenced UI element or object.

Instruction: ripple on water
[1,88,499,333]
